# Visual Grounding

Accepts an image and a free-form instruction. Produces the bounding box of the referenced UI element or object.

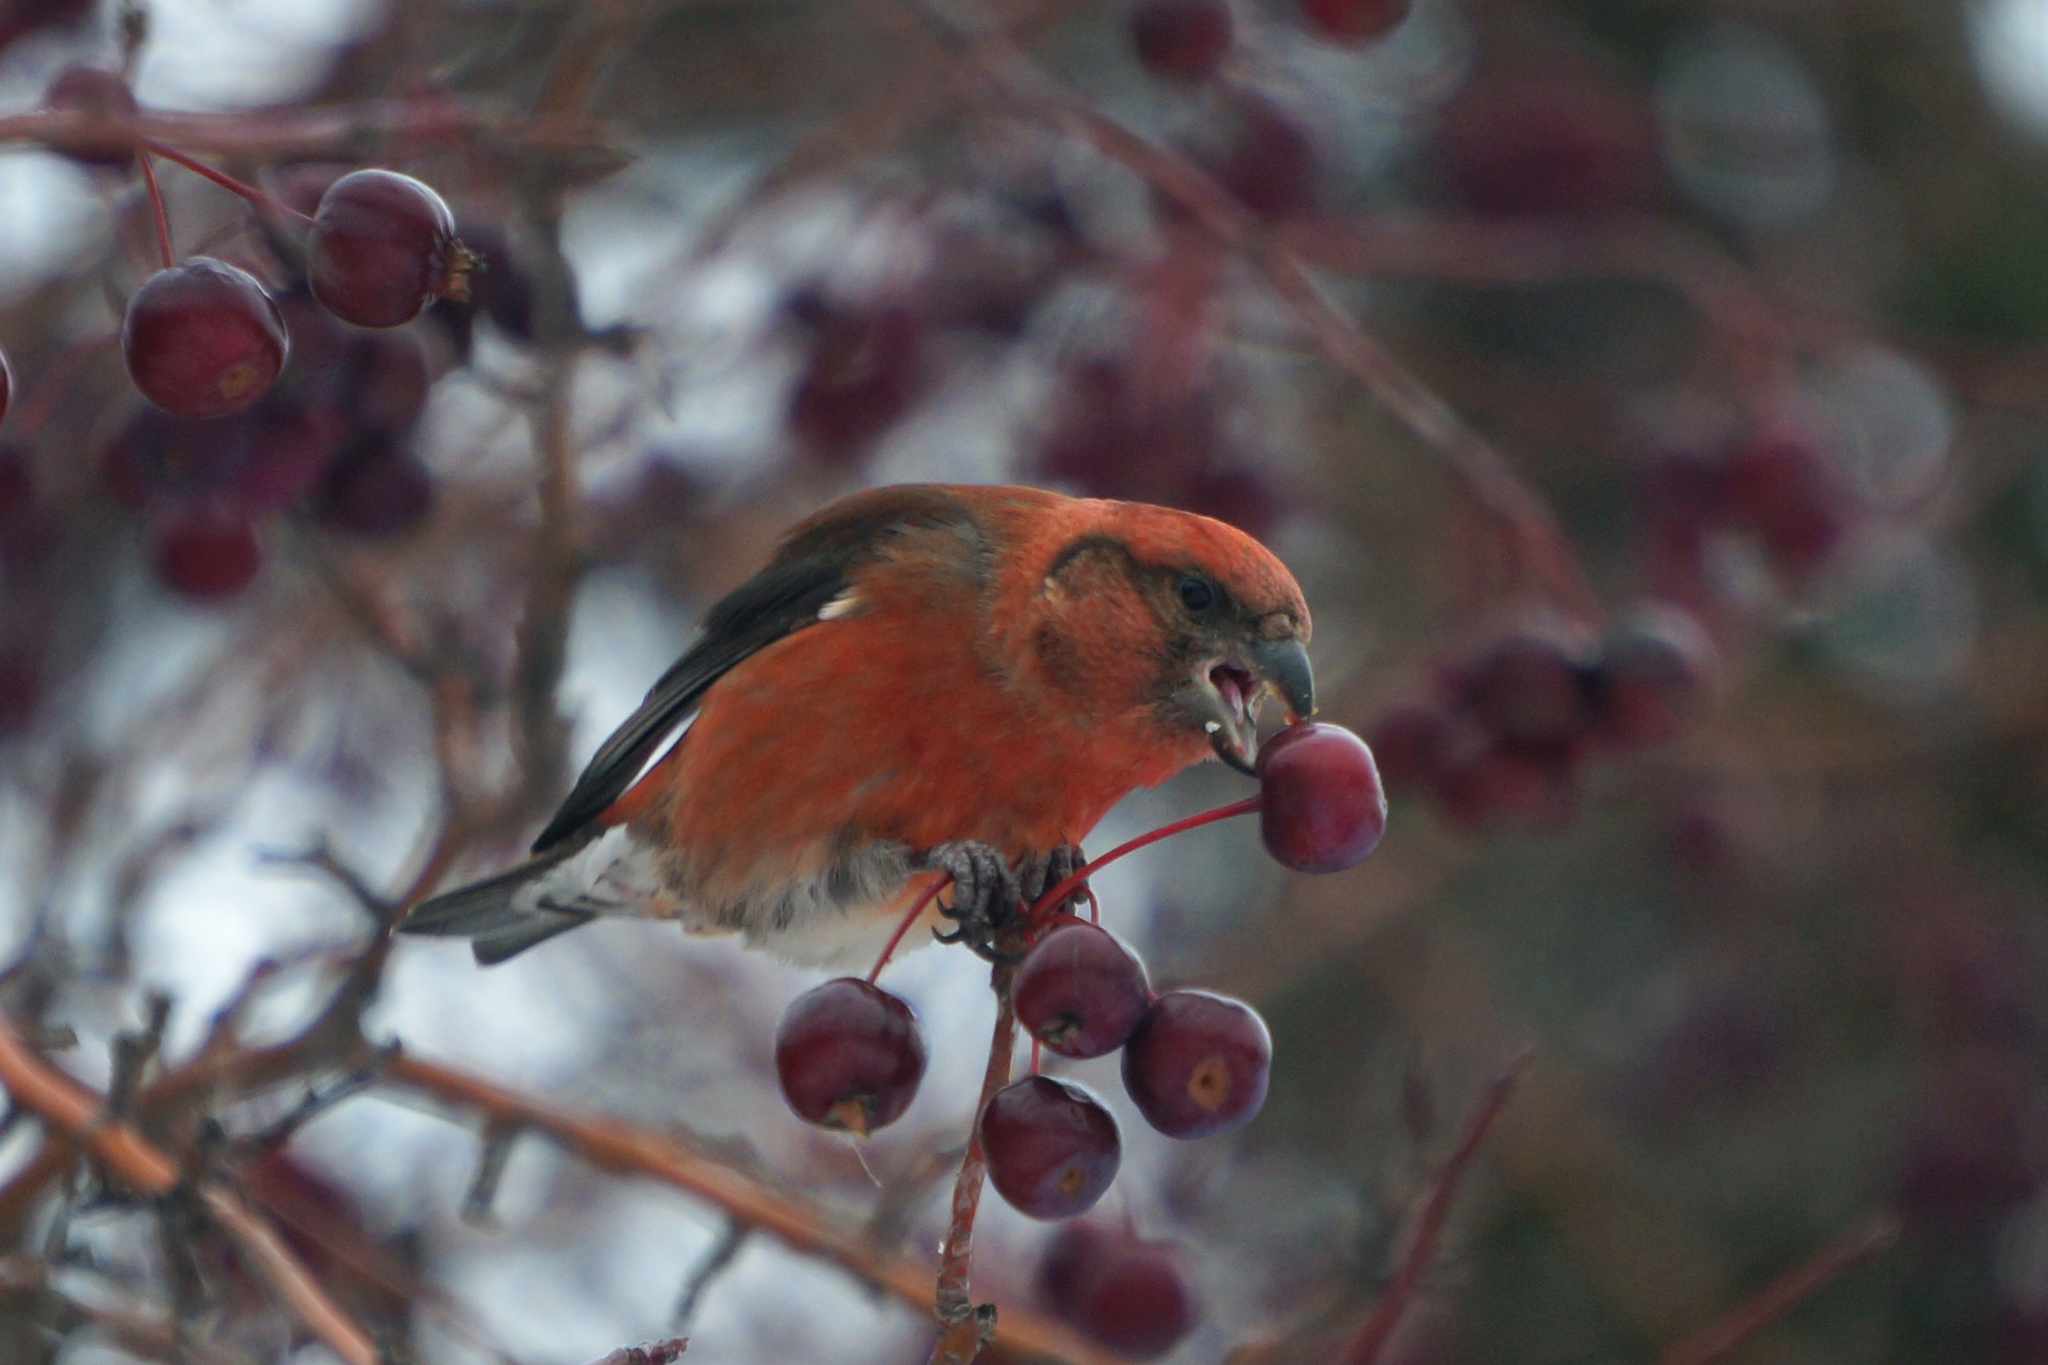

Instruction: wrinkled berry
[309,170,470,328]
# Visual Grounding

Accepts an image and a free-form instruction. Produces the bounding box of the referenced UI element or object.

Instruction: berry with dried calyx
[774,978,927,1135]
[1130,0,1233,81]
[979,1075,1121,1219]
[124,259,288,418]
[308,170,471,328]
[1256,721,1387,873]
[1014,922,1153,1060]
[1037,1222,1200,1360]
[1122,989,1270,1138]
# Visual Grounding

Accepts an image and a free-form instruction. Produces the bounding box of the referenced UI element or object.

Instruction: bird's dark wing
[528,484,977,852]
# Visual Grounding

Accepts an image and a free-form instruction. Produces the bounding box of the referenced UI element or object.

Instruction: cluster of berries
[0,68,483,605]
[774,721,1385,1355]
[1370,606,1716,830]
[1639,429,1853,598]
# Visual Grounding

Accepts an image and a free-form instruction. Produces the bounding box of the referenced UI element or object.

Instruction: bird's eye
[1177,575,1217,614]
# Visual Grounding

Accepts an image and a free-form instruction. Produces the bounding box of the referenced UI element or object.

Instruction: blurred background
[0,0,2045,1360]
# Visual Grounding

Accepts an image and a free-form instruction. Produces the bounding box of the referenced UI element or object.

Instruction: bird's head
[998,497,1314,775]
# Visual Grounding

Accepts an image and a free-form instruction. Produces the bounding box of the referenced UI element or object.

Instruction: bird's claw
[1018,844,1088,917]
[927,841,1028,962]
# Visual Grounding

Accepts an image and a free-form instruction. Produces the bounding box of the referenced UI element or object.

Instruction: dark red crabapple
[1203,89,1320,222]
[788,302,923,461]
[231,399,347,511]
[1037,1222,1200,1359]
[153,508,261,601]
[1589,604,1715,749]
[124,259,288,418]
[0,443,28,519]
[1434,743,1576,832]
[1454,630,1599,751]
[0,345,10,426]
[1256,721,1387,873]
[1368,707,1453,794]
[1722,434,1847,579]
[1439,74,1660,219]
[45,66,139,169]
[774,978,926,1135]
[979,1075,1120,1219]
[308,170,471,328]
[1129,0,1233,82]
[312,435,433,539]
[1121,989,1271,1138]
[1014,923,1153,1060]
[1299,0,1410,44]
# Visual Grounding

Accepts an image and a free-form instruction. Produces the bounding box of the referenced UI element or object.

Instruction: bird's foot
[1018,844,1088,919]
[927,841,1028,962]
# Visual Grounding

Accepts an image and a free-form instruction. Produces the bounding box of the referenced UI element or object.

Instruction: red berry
[1036,1222,1200,1359]
[153,509,261,601]
[1014,923,1153,1060]
[1204,90,1320,222]
[1368,707,1453,794]
[1440,74,1660,219]
[1256,721,1387,873]
[1434,744,1576,831]
[979,1076,1121,1219]
[1723,435,1848,579]
[124,259,288,418]
[308,170,470,329]
[45,66,138,169]
[1121,989,1270,1138]
[1130,0,1233,81]
[1454,631,1599,751]
[232,399,348,511]
[773,978,927,1135]
[1299,0,1409,44]
[1590,604,1716,749]
[313,435,433,539]
[0,345,10,426]
[0,442,29,519]
[788,302,923,460]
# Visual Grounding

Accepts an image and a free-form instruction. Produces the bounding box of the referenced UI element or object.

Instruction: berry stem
[136,147,173,270]
[866,873,953,984]
[1030,795,1261,920]
[143,140,317,225]
[1339,1050,1532,1365]
[928,958,1017,1365]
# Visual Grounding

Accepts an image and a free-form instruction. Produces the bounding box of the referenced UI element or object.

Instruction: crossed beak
[1196,637,1316,775]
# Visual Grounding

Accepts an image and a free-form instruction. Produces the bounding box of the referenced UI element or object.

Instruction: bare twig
[671,1217,747,1329]
[1655,1213,1900,1365]
[1339,1051,1532,1365]
[928,960,1018,1365]
[378,1051,1124,1365]
[0,1016,380,1365]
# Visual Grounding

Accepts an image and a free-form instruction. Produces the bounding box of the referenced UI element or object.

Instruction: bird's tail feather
[401,847,598,964]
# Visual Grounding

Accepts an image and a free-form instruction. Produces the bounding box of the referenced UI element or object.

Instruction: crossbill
[402,483,1314,968]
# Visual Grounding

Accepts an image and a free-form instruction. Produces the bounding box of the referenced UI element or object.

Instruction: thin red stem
[1341,1051,1532,1365]
[137,146,173,269]
[1656,1213,1900,1365]
[144,140,316,225]
[1030,795,1261,920]
[1081,886,1100,925]
[866,874,952,985]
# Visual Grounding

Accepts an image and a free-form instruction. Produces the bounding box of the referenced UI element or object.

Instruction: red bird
[402,484,1314,968]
